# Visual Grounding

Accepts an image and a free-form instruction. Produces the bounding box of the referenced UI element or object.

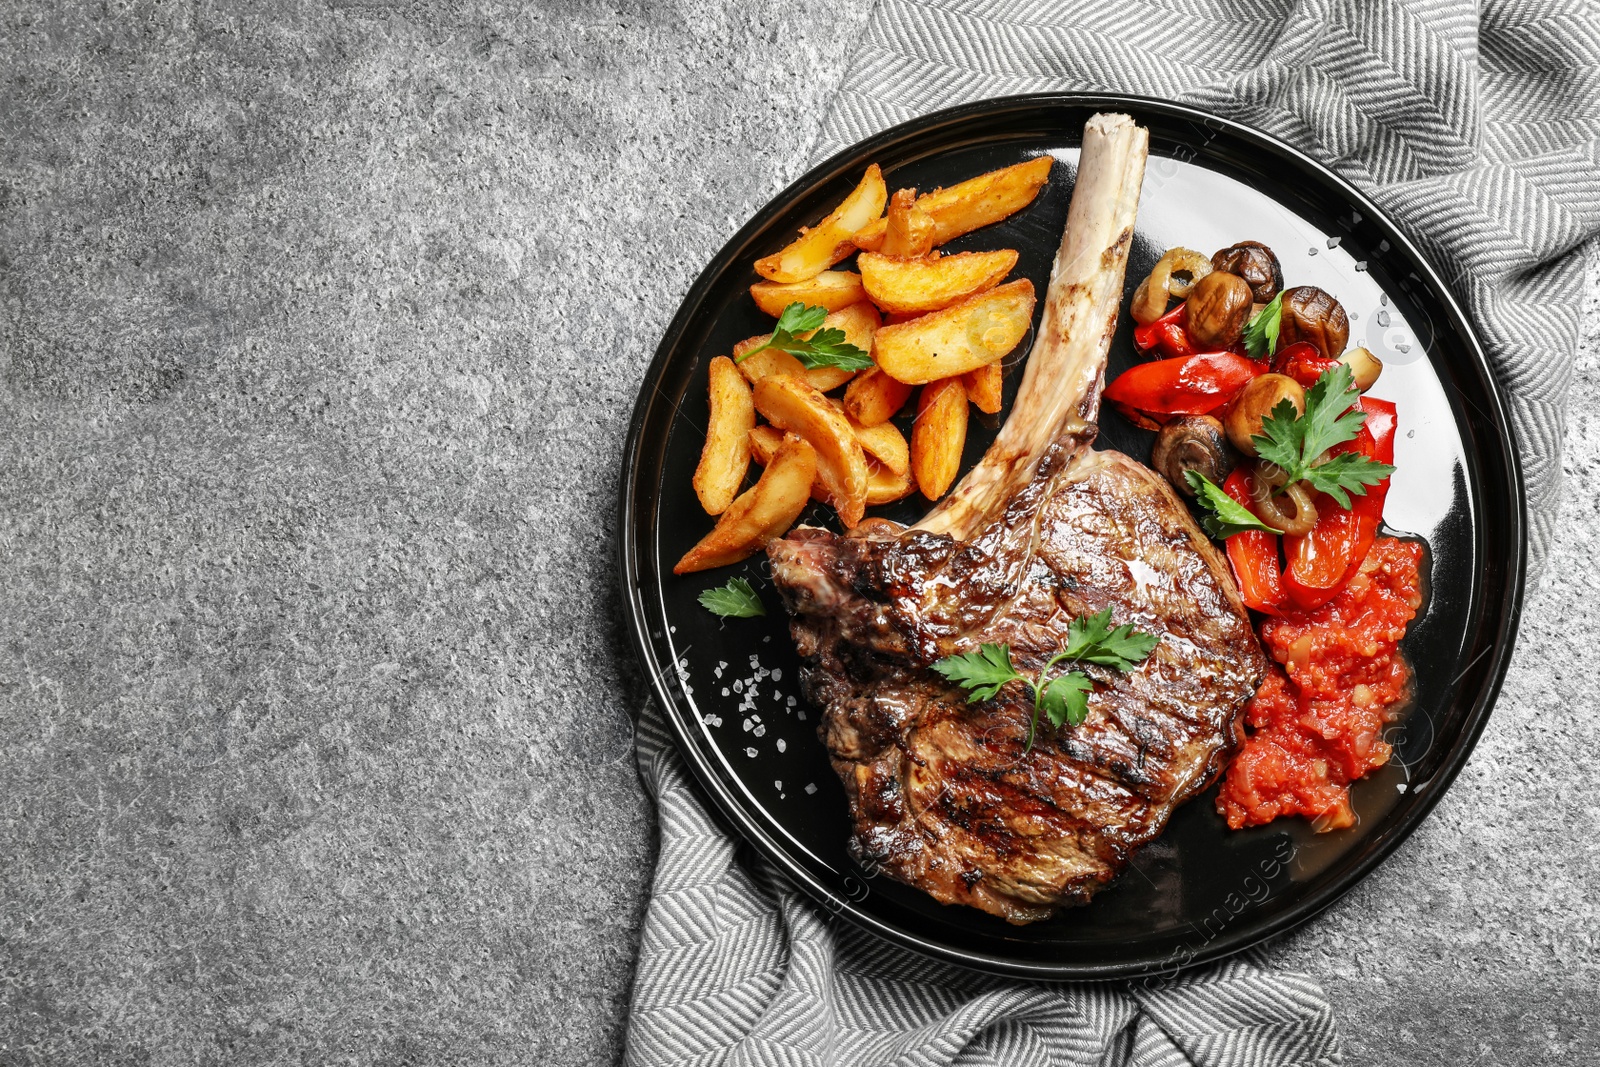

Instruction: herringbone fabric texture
[626,3,1600,1065]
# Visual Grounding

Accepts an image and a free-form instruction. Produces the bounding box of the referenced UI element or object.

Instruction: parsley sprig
[1253,363,1395,508]
[735,302,874,372]
[1184,470,1283,538]
[698,577,766,618]
[1241,290,1284,360]
[931,610,1159,753]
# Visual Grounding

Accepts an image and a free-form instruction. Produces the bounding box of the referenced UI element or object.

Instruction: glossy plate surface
[619,95,1524,978]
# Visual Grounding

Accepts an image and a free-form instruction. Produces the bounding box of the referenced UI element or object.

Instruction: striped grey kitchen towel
[627,3,1600,1065]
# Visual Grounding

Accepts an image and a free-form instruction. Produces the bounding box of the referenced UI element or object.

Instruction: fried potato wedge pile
[750,416,915,507]
[683,156,1054,571]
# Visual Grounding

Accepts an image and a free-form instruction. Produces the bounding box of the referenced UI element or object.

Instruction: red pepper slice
[1131,302,1194,358]
[1220,468,1289,615]
[1272,342,1339,389]
[1103,352,1262,419]
[1281,398,1397,609]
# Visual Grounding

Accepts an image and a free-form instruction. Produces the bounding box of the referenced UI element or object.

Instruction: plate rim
[618,91,1527,979]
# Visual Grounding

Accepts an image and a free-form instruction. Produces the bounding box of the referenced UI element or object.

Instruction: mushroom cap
[1185,271,1254,350]
[1225,374,1306,457]
[1278,285,1350,360]
[1152,415,1236,495]
[1211,241,1283,303]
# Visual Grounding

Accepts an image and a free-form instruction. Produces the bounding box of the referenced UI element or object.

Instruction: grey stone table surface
[0,2,1594,1064]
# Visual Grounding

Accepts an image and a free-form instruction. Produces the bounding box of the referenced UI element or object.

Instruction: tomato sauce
[1218,536,1426,830]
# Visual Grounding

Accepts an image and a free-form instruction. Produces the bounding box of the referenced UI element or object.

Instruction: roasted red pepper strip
[1272,342,1339,389]
[1103,352,1262,418]
[1282,398,1397,609]
[1221,469,1289,615]
[1229,341,1258,363]
[1131,302,1194,358]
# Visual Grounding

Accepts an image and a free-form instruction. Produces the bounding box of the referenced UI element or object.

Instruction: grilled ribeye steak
[766,115,1267,923]
[770,436,1264,921]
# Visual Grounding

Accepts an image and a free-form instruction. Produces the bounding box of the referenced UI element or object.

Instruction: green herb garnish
[1057,606,1162,670]
[1185,470,1284,539]
[735,302,874,371]
[697,577,766,618]
[930,642,1019,702]
[1241,290,1284,360]
[1253,363,1395,508]
[932,610,1159,753]
[1039,673,1094,733]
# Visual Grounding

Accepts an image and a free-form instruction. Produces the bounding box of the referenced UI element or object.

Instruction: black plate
[619,95,1524,978]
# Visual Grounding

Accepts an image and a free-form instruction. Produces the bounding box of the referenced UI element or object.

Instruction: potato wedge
[674,433,816,574]
[859,248,1018,315]
[751,424,826,504]
[853,156,1053,252]
[750,270,867,317]
[733,301,880,393]
[692,356,756,515]
[747,424,785,466]
[732,339,808,385]
[754,424,914,507]
[801,365,854,395]
[866,458,916,505]
[873,279,1037,385]
[763,408,909,478]
[842,367,914,427]
[879,188,936,258]
[811,302,880,392]
[753,374,869,527]
[918,156,1054,246]
[842,408,910,477]
[755,165,887,283]
[963,360,1003,415]
[912,377,969,500]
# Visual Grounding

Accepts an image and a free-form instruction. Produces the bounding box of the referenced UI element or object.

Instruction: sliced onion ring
[1251,463,1318,535]
[1163,247,1213,298]
[1131,247,1213,324]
